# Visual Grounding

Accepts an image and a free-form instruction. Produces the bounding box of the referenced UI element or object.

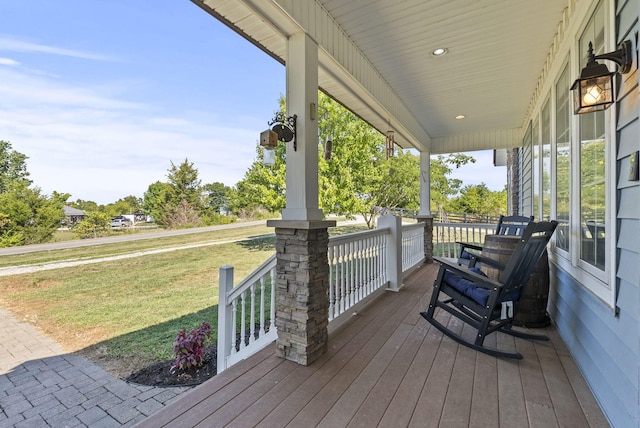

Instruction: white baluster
[249,283,256,345]
[240,292,246,350]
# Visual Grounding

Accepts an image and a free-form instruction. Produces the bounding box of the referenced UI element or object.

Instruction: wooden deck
[137,263,609,428]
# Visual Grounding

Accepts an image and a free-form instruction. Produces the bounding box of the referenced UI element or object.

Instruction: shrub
[171,321,211,373]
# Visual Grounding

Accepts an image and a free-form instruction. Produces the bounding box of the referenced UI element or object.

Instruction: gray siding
[548,267,638,427]
[549,1,640,426]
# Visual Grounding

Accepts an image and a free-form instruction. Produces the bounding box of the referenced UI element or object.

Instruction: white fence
[216,215,426,372]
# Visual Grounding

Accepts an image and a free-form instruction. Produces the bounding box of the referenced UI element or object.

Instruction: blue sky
[0,1,504,205]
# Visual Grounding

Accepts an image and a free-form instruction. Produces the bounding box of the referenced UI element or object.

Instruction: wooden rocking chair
[422,220,558,359]
[457,215,534,266]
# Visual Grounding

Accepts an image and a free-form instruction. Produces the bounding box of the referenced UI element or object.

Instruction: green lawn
[0,222,369,375]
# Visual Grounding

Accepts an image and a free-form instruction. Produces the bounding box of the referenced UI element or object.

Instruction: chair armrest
[433,257,503,290]
[456,241,484,252]
[466,253,506,271]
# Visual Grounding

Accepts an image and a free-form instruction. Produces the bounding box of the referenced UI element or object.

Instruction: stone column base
[416,215,434,263]
[267,219,336,365]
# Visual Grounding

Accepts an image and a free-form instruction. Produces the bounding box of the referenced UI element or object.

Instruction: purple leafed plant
[171,321,212,373]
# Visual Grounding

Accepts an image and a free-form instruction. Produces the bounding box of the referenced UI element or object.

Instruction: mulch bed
[125,327,266,387]
[126,345,217,387]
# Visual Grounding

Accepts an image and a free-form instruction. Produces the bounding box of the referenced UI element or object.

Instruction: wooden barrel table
[480,234,550,327]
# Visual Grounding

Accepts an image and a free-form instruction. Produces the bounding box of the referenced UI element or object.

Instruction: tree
[446,183,507,216]
[70,199,100,212]
[429,154,476,213]
[103,196,142,218]
[231,93,423,227]
[316,92,387,221]
[229,134,287,217]
[202,182,232,214]
[164,200,201,229]
[231,94,480,226]
[122,195,143,211]
[143,181,172,222]
[201,182,236,225]
[167,159,203,210]
[143,160,205,228]
[0,141,31,193]
[0,143,65,247]
[72,211,111,239]
[0,182,65,247]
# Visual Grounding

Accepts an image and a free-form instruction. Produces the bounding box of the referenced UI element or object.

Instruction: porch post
[416,150,434,263]
[418,150,431,217]
[267,32,335,366]
[378,215,402,291]
[282,32,323,222]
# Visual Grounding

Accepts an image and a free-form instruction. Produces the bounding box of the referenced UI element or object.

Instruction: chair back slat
[495,215,534,236]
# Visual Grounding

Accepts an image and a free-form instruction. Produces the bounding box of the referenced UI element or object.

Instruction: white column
[217,265,234,373]
[282,32,323,221]
[379,215,402,292]
[419,150,432,216]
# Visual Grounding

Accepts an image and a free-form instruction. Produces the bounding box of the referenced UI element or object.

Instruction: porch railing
[217,255,277,371]
[217,216,426,373]
[432,221,495,258]
[327,228,388,320]
[402,222,426,273]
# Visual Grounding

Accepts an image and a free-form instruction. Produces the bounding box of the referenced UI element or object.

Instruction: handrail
[227,254,276,302]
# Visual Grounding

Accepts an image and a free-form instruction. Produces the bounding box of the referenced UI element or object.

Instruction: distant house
[133,210,147,223]
[62,205,85,226]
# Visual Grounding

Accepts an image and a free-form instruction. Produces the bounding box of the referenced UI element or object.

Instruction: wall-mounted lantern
[570,40,633,114]
[260,129,278,166]
[260,112,297,166]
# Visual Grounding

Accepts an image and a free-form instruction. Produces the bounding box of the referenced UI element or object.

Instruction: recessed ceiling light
[455,115,466,120]
[432,48,448,56]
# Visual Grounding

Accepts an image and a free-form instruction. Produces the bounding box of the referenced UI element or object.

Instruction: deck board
[135,262,609,428]
[469,346,499,428]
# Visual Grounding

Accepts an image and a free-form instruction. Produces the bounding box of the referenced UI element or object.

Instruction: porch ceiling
[194,0,569,153]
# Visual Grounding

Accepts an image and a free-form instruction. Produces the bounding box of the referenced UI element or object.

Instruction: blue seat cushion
[443,267,520,306]
[460,250,472,259]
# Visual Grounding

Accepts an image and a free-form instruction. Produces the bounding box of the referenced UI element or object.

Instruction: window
[555,64,571,252]
[533,116,540,218]
[578,2,606,271]
[541,98,551,221]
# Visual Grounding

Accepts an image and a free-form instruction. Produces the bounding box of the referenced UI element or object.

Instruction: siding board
[617,117,638,158]
[616,0,637,44]
[618,185,640,218]
[617,75,639,128]
[618,218,640,253]
[617,250,640,293]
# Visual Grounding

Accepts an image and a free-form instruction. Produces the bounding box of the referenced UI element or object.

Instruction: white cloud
[0,68,142,110]
[0,35,117,61]
[0,57,19,66]
[0,55,259,204]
